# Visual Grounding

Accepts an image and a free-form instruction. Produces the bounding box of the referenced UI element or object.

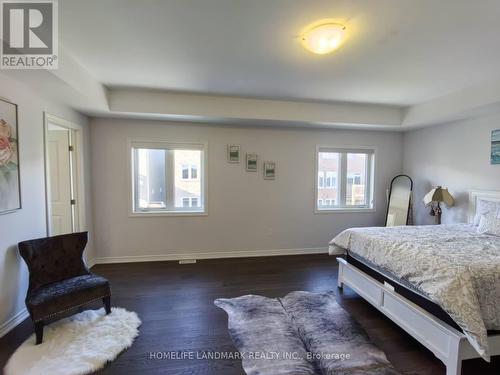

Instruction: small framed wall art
[263,161,276,180]
[246,153,258,172]
[227,144,240,163]
[492,129,500,165]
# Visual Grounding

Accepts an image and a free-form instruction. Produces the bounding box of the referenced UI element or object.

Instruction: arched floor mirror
[385,175,413,226]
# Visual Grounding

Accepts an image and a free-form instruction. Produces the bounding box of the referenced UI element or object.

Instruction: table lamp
[423,186,454,224]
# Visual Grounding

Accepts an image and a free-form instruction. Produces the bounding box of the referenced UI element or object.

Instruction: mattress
[330,224,500,361]
[345,251,462,330]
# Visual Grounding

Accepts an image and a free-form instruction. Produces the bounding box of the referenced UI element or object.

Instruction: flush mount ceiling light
[299,21,346,55]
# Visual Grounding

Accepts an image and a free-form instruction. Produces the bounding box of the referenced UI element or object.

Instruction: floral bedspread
[330,224,500,361]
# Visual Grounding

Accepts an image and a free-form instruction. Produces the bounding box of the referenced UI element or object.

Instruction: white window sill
[129,210,208,217]
[315,207,375,214]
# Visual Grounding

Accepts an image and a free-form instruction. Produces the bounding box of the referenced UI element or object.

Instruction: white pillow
[477,215,500,236]
[473,199,500,226]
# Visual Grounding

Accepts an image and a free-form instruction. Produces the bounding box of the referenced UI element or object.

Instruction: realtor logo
[1,0,58,69]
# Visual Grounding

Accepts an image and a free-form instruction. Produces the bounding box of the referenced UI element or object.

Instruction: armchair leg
[103,296,111,315]
[34,321,44,345]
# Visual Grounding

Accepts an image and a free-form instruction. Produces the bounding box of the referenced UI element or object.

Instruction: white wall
[90,118,403,261]
[0,73,91,335]
[403,112,500,225]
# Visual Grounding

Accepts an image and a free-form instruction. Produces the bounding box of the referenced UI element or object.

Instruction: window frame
[129,139,208,217]
[314,145,376,213]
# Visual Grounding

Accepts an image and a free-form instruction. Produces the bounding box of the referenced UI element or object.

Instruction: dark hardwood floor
[1,254,499,374]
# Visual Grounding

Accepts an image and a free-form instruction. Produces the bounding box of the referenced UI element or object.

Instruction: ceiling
[59,0,500,106]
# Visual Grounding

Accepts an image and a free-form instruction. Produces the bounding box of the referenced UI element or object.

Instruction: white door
[47,129,73,235]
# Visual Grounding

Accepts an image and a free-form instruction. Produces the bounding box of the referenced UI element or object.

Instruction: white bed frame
[337,190,500,375]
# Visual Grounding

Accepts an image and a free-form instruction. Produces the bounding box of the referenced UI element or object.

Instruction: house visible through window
[316,147,374,211]
[131,141,206,214]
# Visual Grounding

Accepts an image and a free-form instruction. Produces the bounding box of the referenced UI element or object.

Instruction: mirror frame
[385,174,414,226]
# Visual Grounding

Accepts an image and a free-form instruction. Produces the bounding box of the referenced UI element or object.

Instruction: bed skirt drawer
[342,264,382,306]
[336,253,500,375]
[338,257,460,363]
[381,292,452,359]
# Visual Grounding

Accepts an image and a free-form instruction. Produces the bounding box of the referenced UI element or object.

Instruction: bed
[330,190,500,375]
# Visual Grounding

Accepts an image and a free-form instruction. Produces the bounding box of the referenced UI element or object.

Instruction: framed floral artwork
[0,98,20,214]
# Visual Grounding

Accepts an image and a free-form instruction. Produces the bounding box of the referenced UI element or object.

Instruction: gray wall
[90,118,403,260]
[0,73,92,334]
[403,112,500,225]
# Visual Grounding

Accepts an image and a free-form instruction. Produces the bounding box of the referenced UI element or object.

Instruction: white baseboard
[89,247,328,266]
[0,248,326,336]
[0,307,29,338]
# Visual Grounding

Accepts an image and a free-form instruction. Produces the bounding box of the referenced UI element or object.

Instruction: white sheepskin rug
[4,307,141,375]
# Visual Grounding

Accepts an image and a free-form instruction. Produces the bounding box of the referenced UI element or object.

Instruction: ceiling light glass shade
[300,23,346,55]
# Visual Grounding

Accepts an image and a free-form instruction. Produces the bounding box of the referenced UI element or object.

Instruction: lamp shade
[423,186,454,207]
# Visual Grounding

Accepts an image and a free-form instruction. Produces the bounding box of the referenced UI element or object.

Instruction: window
[318,172,324,188]
[315,147,374,211]
[131,141,206,215]
[182,197,198,208]
[317,198,337,208]
[182,165,189,179]
[181,164,198,180]
[325,171,337,188]
[318,171,338,189]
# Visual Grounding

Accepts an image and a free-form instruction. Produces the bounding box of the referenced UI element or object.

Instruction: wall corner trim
[0,308,29,338]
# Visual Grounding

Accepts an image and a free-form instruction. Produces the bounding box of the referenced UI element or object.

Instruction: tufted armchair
[18,232,111,344]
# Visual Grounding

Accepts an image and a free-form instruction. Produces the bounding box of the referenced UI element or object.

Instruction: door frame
[43,113,86,236]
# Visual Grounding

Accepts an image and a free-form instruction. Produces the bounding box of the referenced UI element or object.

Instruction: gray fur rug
[215,291,400,375]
